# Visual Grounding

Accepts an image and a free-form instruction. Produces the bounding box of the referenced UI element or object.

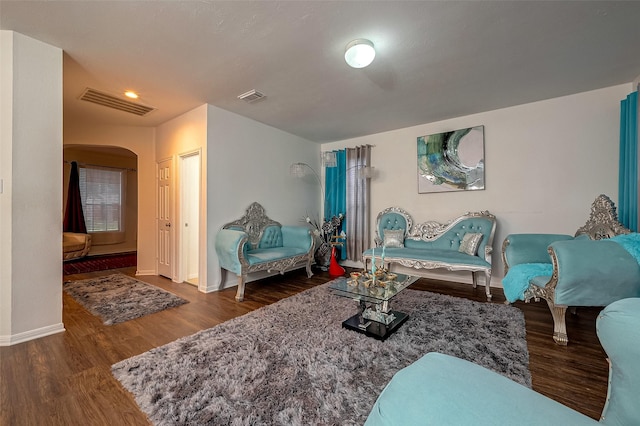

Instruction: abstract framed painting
[417,125,485,193]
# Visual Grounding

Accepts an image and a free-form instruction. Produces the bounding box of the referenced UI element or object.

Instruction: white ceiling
[2,1,640,143]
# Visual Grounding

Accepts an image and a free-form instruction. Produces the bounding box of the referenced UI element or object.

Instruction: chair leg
[235,274,246,302]
[545,299,568,345]
[484,271,492,301]
[471,272,478,289]
[306,258,314,278]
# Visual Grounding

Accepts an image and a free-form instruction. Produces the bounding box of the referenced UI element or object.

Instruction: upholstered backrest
[597,298,640,425]
[258,225,284,249]
[404,213,496,258]
[375,207,414,246]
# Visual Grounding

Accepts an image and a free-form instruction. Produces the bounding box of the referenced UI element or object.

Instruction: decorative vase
[314,242,331,269]
[329,246,346,278]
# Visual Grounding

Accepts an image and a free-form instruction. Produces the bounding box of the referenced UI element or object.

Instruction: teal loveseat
[362,207,497,300]
[215,202,314,302]
[365,297,640,425]
[502,195,640,344]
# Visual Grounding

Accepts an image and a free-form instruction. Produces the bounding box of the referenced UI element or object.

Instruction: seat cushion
[501,263,553,303]
[246,247,309,266]
[363,247,490,267]
[365,352,598,426]
[63,241,86,252]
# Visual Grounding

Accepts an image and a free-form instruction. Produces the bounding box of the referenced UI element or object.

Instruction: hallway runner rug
[64,273,188,325]
[112,281,530,425]
[63,252,137,275]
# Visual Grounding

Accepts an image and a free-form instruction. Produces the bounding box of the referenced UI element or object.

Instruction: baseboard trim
[0,323,65,347]
[135,269,156,276]
[202,281,220,293]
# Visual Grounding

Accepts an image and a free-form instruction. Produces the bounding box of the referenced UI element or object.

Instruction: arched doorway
[63,146,138,259]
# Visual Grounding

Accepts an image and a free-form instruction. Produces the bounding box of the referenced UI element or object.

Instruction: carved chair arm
[547,239,640,306]
[215,229,249,275]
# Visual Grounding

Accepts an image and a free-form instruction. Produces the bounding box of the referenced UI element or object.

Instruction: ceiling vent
[79,88,155,116]
[237,89,266,103]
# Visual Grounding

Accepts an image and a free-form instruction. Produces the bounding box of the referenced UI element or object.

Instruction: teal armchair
[502,195,640,344]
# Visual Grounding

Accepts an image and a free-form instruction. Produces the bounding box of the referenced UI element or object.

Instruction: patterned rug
[112,281,530,425]
[64,273,188,325]
[63,252,137,275]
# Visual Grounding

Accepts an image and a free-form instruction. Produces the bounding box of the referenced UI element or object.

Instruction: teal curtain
[325,150,346,221]
[325,150,347,259]
[619,91,638,231]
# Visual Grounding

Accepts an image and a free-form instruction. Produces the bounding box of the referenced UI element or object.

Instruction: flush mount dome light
[344,39,376,68]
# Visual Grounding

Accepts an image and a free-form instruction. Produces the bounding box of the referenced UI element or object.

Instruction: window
[79,166,125,232]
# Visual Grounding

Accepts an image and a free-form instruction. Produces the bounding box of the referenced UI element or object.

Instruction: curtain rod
[64,160,137,172]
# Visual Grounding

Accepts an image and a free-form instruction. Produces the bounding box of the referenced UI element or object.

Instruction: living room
[2,1,640,424]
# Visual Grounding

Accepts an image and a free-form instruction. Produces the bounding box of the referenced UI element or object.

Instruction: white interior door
[157,159,173,279]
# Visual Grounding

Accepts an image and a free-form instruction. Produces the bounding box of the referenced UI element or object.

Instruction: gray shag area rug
[112,282,530,425]
[64,273,188,325]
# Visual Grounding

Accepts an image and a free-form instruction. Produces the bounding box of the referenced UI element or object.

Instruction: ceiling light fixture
[344,39,376,68]
[124,90,139,99]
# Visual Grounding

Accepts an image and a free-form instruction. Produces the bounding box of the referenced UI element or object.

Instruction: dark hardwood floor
[1,267,608,425]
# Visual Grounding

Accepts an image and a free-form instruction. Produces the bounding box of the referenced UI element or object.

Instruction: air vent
[79,88,155,116]
[237,89,266,103]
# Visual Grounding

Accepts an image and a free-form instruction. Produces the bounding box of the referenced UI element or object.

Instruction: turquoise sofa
[362,207,497,300]
[365,297,640,425]
[215,202,314,302]
[502,195,640,344]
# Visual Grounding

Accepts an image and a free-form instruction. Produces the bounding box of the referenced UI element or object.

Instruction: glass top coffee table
[329,272,419,341]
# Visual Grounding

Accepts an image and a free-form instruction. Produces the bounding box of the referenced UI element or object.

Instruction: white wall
[63,123,156,275]
[0,31,64,345]
[206,105,320,291]
[322,84,633,283]
[156,104,208,290]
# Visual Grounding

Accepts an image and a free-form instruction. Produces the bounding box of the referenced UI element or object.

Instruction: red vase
[328,246,346,278]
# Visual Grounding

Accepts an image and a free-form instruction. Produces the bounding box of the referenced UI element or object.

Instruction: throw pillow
[383,229,405,248]
[459,232,483,256]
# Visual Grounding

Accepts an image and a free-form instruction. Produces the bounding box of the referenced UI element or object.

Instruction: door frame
[176,149,202,285]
